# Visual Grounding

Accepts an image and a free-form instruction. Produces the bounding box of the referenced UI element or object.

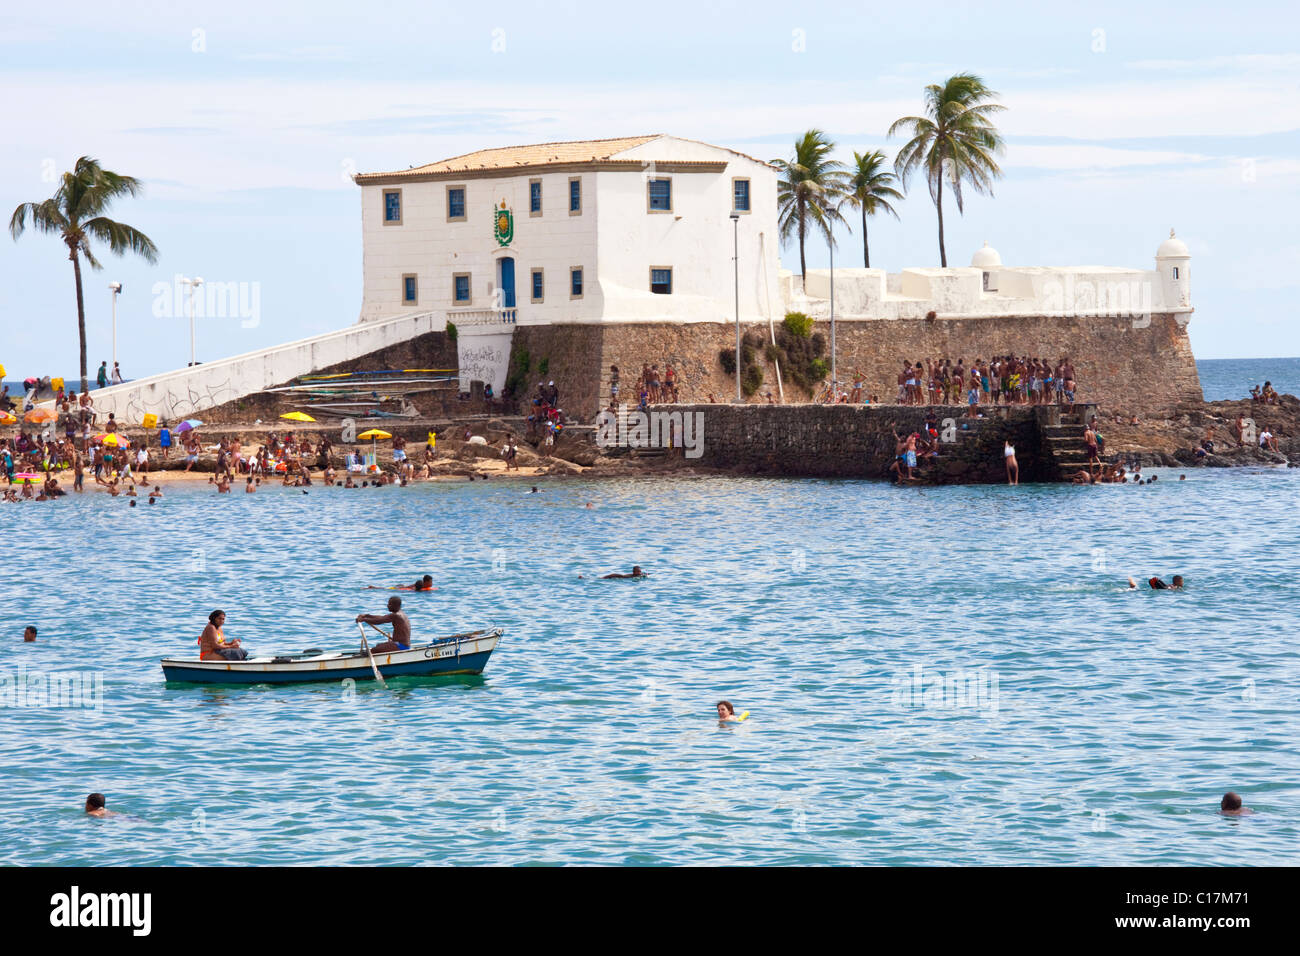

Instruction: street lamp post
[730,211,741,403]
[182,276,204,366]
[829,218,836,402]
[108,282,121,375]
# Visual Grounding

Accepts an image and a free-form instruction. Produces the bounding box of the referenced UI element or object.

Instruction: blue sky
[2,0,1298,380]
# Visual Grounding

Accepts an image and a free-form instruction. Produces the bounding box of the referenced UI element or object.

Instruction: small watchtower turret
[1155,228,1190,309]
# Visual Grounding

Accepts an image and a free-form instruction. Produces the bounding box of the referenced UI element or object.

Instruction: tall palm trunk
[935,174,947,267]
[71,249,89,392]
[797,196,807,285]
[861,207,870,268]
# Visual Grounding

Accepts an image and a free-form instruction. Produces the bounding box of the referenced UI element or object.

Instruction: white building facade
[354,136,780,388]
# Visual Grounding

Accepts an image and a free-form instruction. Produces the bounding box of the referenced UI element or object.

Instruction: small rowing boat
[161,629,502,685]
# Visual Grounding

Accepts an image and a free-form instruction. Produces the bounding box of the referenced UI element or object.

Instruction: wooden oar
[355,622,387,687]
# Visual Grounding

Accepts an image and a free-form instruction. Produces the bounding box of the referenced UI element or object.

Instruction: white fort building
[89,135,1192,420]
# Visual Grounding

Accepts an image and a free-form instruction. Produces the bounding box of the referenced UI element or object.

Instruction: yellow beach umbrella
[280,411,316,422]
[357,429,392,469]
[0,412,15,425]
[99,432,129,447]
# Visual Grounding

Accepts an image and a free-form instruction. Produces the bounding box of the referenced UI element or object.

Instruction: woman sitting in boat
[199,610,248,661]
[356,596,411,653]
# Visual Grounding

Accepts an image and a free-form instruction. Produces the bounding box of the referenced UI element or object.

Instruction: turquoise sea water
[1,469,1298,865]
[1196,357,1300,402]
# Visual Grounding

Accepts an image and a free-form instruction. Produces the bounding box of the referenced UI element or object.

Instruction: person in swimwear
[1147,576,1184,590]
[716,700,746,723]
[85,793,116,818]
[199,610,248,660]
[366,575,434,591]
[1004,441,1019,485]
[602,566,645,579]
[356,596,411,653]
[1220,792,1252,816]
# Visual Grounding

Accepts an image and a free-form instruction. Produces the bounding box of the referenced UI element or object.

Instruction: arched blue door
[498,257,516,308]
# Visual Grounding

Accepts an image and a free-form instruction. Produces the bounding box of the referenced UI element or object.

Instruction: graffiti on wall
[458,332,513,393]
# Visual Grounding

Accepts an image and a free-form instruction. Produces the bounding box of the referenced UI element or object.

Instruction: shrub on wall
[783,311,813,338]
[719,341,765,396]
[504,346,532,397]
[771,320,829,391]
[446,321,458,342]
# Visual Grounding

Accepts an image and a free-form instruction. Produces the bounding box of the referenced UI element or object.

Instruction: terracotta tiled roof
[360,136,663,180]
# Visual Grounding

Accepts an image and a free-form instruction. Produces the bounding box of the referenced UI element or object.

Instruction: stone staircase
[1040,408,1096,478]
[594,403,671,459]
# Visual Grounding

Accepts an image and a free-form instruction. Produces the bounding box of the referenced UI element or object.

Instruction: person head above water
[387,596,402,613]
[85,792,106,813]
[23,625,36,642]
[716,701,735,718]
[631,566,643,576]
[1172,575,1184,589]
[420,575,433,588]
[1221,791,1242,812]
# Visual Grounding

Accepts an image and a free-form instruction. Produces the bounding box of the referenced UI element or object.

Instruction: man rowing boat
[356,596,411,653]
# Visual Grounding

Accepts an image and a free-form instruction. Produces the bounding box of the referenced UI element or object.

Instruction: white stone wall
[84,312,444,423]
[785,263,1189,322]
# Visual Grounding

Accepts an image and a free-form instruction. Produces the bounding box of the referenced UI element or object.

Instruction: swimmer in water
[365,574,435,592]
[601,566,645,579]
[716,700,748,723]
[1220,791,1252,816]
[23,625,37,642]
[85,792,115,818]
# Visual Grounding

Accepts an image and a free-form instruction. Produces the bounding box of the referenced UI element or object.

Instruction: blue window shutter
[572,269,582,295]
[530,182,541,213]
[649,179,671,210]
[570,180,580,211]
[734,180,749,211]
[532,271,543,299]
[404,276,416,302]
[449,188,465,218]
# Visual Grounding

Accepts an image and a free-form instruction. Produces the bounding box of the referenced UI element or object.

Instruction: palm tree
[10,157,159,393]
[843,150,903,268]
[889,73,1005,266]
[773,129,849,285]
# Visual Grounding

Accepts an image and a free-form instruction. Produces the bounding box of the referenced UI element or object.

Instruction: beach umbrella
[24,408,56,424]
[100,433,129,447]
[357,429,392,467]
[0,412,15,425]
[280,411,316,422]
[175,419,203,433]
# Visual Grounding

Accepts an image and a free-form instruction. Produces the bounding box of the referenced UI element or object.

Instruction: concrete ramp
[84,312,444,423]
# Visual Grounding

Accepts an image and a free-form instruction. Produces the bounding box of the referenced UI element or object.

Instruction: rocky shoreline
[1098,395,1299,468]
[95,394,1300,487]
